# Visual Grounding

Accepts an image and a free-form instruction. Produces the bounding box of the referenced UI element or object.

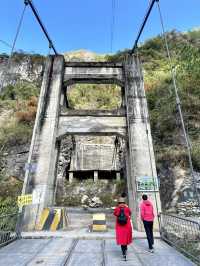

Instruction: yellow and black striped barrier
[36,207,69,231]
[92,213,107,232]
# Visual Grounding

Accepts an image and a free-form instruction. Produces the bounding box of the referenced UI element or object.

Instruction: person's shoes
[149,248,154,253]
[123,254,127,261]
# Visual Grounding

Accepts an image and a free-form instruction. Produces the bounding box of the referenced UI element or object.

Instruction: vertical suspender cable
[111,137,119,170]
[0,4,27,90]
[8,5,27,59]
[0,39,12,48]
[156,1,200,206]
[110,0,116,53]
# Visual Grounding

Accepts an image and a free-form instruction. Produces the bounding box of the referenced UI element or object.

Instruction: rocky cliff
[0,53,44,183]
[0,53,44,93]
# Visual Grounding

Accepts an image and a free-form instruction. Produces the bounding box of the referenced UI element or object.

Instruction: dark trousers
[143,220,154,249]
[121,245,127,255]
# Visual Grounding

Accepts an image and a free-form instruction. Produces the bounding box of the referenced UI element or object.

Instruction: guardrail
[0,212,20,247]
[160,213,200,264]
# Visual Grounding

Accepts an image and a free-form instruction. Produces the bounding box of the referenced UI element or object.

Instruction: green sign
[136,176,158,191]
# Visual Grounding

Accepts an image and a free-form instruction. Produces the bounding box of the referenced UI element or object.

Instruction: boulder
[89,196,103,208]
[81,195,89,204]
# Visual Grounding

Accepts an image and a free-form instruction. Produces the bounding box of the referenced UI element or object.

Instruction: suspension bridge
[0,0,199,265]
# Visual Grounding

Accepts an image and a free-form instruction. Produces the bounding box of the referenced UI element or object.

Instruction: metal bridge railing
[160,213,200,264]
[0,212,20,247]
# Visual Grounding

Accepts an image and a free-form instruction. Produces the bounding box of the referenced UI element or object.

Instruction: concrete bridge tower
[22,54,161,231]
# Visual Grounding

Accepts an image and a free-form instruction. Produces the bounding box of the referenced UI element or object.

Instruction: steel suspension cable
[131,0,158,54]
[156,1,200,206]
[24,0,58,55]
[0,4,27,90]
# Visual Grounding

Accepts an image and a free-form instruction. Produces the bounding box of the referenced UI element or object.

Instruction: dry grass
[16,107,36,123]
[15,96,37,123]
[27,96,37,107]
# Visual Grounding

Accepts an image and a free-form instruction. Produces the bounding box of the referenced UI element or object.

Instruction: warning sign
[17,194,33,207]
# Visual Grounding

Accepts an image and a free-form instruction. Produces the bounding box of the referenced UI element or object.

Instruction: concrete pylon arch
[22,54,161,231]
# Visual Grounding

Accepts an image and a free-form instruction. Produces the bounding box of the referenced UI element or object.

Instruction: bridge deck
[0,238,195,266]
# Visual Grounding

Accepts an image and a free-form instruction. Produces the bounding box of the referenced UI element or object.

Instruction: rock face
[176,171,200,216]
[159,165,200,215]
[0,54,44,92]
[2,143,30,181]
[0,53,44,180]
[57,136,74,180]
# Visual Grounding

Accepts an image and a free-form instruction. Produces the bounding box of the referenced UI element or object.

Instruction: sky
[0,0,200,55]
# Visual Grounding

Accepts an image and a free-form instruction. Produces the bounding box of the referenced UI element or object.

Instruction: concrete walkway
[0,238,195,266]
